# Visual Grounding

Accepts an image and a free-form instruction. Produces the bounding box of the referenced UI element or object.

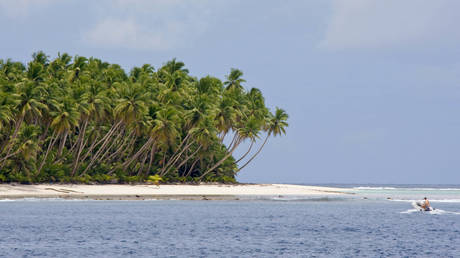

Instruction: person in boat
[421,197,430,210]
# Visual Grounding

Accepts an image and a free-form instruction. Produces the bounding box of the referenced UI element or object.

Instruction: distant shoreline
[0,183,351,200]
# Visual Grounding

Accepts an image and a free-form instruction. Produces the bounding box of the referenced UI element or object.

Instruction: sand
[0,183,351,200]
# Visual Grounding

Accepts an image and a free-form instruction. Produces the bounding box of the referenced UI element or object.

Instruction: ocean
[1,185,459,257]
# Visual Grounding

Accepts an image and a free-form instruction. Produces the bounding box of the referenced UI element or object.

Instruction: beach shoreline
[0,183,351,200]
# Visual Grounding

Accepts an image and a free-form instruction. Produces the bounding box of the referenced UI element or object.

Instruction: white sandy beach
[0,184,350,200]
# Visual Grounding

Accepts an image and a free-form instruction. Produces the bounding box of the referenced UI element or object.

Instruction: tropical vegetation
[0,52,288,183]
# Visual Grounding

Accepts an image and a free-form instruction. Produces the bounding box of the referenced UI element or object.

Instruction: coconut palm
[1,80,47,166]
[224,68,246,91]
[0,52,288,183]
[237,108,288,172]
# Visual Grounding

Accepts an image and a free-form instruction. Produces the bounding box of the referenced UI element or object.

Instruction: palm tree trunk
[81,120,122,162]
[235,140,254,163]
[176,145,201,172]
[159,132,191,175]
[96,128,124,164]
[185,158,199,177]
[39,120,51,142]
[57,130,69,157]
[137,152,149,176]
[227,132,238,150]
[81,123,123,175]
[160,135,193,175]
[106,131,134,163]
[146,144,157,176]
[71,117,89,176]
[121,137,154,170]
[1,115,24,162]
[37,131,58,174]
[200,137,241,180]
[0,149,21,163]
[237,133,270,172]
[164,139,195,173]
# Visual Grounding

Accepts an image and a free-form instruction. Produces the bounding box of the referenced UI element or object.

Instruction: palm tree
[0,52,288,183]
[224,68,246,91]
[0,91,14,130]
[237,108,288,172]
[38,98,79,173]
[1,80,47,166]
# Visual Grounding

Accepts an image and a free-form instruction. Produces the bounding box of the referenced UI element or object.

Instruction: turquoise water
[1,193,460,257]
[342,184,460,203]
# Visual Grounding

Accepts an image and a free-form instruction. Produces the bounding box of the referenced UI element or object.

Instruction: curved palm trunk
[81,120,122,163]
[200,137,241,180]
[185,158,199,177]
[160,137,194,176]
[137,152,150,176]
[96,128,125,164]
[81,122,123,175]
[71,117,89,176]
[37,132,58,174]
[0,115,24,168]
[39,120,51,142]
[176,145,201,172]
[167,139,196,171]
[105,131,134,163]
[159,132,191,175]
[146,144,157,176]
[121,137,154,171]
[0,149,21,163]
[235,140,254,163]
[237,133,270,172]
[57,130,69,157]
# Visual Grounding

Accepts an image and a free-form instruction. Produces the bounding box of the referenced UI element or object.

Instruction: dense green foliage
[0,52,288,183]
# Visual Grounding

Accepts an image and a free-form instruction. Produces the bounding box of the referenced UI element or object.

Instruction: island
[0,52,288,185]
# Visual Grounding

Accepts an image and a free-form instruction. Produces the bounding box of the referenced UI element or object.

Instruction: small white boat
[412,201,434,211]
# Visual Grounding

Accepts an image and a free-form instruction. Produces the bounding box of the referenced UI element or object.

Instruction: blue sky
[1,0,460,184]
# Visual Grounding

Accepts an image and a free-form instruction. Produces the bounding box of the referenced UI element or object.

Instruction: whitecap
[389,199,460,203]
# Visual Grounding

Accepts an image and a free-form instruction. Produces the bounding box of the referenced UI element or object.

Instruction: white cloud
[82,18,170,51]
[0,0,57,18]
[81,0,225,51]
[320,0,460,50]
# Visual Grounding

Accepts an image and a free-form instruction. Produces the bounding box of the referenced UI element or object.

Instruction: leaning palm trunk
[235,140,254,163]
[159,132,191,175]
[37,132,59,174]
[200,137,241,180]
[176,145,201,173]
[145,144,157,176]
[105,131,135,163]
[137,152,149,176]
[57,130,69,157]
[71,117,89,176]
[80,122,123,175]
[81,120,122,163]
[119,137,154,171]
[185,158,199,177]
[96,128,125,164]
[0,115,24,168]
[160,137,195,176]
[237,132,270,172]
[0,149,21,163]
[39,120,51,142]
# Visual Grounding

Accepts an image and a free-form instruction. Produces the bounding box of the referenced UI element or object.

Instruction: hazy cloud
[320,0,460,50]
[82,18,172,51]
[81,0,226,51]
[0,0,57,18]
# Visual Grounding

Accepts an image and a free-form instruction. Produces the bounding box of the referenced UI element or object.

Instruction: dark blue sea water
[1,198,460,257]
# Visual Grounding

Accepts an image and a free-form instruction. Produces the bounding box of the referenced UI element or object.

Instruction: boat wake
[399,201,460,215]
[400,208,460,215]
